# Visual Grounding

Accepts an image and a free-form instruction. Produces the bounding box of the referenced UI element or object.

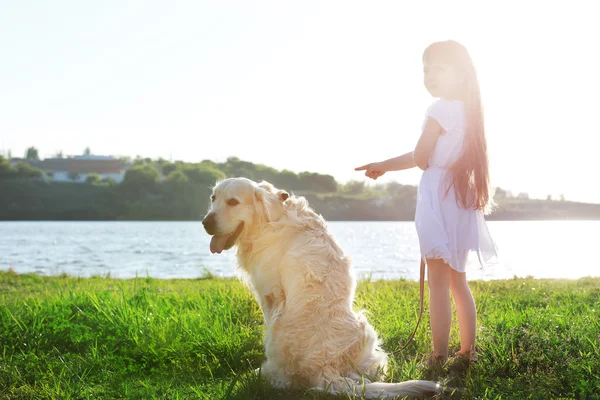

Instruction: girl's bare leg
[426,258,452,361]
[449,268,477,358]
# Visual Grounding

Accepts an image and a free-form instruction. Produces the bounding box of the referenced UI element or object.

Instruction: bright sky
[1,1,599,203]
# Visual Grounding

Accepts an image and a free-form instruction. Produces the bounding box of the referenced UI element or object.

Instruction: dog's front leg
[259,285,291,389]
[262,285,286,323]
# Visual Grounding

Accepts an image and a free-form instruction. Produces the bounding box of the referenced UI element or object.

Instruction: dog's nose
[202,213,216,235]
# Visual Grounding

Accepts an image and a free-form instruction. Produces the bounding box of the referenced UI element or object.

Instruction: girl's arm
[413,118,444,170]
[379,151,416,171]
[356,118,444,179]
[355,151,416,180]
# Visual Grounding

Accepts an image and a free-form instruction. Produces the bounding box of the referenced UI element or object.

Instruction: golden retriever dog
[202,177,440,398]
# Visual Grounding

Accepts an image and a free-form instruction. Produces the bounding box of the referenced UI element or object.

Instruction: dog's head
[202,177,289,254]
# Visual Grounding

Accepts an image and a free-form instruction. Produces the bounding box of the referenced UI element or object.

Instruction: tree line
[1,150,599,221]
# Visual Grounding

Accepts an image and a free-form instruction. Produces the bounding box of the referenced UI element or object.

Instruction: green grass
[1,271,599,399]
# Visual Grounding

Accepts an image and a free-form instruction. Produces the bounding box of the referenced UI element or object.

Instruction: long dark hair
[423,40,494,214]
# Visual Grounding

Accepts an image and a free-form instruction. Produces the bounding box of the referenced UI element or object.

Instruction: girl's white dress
[415,99,498,272]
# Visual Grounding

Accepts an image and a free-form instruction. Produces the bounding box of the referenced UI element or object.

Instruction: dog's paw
[347,372,372,384]
[256,363,292,389]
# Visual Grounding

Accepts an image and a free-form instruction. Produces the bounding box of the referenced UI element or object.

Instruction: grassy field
[1,270,599,399]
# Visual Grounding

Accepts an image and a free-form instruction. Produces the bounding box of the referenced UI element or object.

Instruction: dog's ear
[257,181,288,202]
[254,182,286,222]
[277,190,289,202]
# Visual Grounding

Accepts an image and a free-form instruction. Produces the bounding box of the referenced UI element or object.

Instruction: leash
[392,257,426,354]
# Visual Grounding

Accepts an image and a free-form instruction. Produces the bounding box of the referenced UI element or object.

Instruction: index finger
[354,164,369,171]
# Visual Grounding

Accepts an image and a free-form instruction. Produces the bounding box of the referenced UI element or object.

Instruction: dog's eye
[226,198,240,206]
[211,195,216,202]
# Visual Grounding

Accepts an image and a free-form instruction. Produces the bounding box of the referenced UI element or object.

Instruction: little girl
[355,40,497,365]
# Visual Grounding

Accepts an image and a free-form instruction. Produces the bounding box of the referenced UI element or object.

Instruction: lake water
[1,221,598,281]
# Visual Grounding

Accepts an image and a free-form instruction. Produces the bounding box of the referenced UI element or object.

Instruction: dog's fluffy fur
[203,177,440,398]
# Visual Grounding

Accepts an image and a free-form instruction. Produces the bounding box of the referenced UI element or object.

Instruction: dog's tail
[311,379,441,398]
[361,380,441,398]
